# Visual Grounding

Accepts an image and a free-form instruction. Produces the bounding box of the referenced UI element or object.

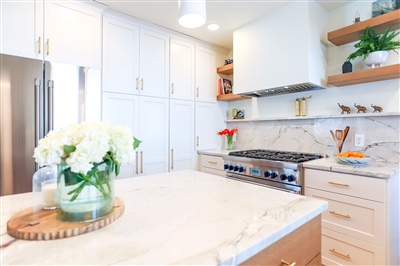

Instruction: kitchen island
[1,170,327,265]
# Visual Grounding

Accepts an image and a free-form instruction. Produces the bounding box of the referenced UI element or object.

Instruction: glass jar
[32,165,58,210]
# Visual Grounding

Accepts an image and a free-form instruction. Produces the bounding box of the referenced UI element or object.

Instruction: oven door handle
[225,173,301,194]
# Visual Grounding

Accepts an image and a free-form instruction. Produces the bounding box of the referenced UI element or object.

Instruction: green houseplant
[346,26,400,66]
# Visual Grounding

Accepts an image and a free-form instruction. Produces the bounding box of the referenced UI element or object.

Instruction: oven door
[225,172,302,194]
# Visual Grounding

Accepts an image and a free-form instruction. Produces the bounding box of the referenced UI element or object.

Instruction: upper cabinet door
[195,46,217,103]
[139,29,169,98]
[44,1,101,68]
[0,0,43,59]
[170,38,195,100]
[103,17,140,95]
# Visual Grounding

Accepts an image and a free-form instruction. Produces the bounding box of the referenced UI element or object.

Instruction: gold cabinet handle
[328,181,349,187]
[136,78,139,90]
[135,151,139,174]
[208,161,217,164]
[46,38,49,55]
[141,78,144,90]
[140,151,143,173]
[196,87,199,97]
[171,83,174,94]
[329,248,351,260]
[196,136,199,147]
[171,149,174,170]
[330,210,351,219]
[37,37,41,54]
[281,260,296,266]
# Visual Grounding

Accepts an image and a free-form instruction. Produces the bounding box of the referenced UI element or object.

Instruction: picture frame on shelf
[372,0,399,17]
[223,78,232,94]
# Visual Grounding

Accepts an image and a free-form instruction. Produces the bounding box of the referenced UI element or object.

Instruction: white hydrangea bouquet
[34,122,141,209]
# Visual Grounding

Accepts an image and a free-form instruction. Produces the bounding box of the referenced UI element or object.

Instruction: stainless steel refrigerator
[0,54,101,196]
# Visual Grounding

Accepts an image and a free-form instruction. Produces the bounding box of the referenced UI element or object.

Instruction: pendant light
[178,0,206,28]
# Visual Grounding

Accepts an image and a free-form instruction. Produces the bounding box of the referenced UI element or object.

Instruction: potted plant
[346,26,400,68]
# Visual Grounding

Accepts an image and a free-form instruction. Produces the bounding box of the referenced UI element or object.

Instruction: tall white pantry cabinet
[102,11,228,178]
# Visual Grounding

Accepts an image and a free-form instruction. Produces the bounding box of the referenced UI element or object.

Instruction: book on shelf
[217,78,224,95]
[223,78,232,94]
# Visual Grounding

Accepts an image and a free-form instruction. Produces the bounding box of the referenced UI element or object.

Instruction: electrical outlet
[355,134,365,147]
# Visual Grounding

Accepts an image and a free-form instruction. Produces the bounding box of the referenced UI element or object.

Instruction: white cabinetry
[102,17,169,98]
[102,92,138,178]
[195,46,217,103]
[170,99,194,171]
[170,38,195,100]
[0,0,43,59]
[102,93,169,177]
[305,169,399,266]
[199,154,225,176]
[1,0,102,67]
[102,17,139,94]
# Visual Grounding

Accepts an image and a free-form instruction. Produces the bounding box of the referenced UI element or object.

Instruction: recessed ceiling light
[207,24,220,31]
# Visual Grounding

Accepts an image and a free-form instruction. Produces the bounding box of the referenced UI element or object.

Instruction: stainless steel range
[223,150,324,194]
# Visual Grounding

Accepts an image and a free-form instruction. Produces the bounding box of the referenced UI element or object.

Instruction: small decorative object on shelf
[300,96,312,116]
[224,59,233,65]
[295,98,300,116]
[346,26,400,68]
[342,61,353,73]
[218,128,238,150]
[371,104,383,112]
[232,108,245,119]
[338,103,351,114]
[372,0,399,17]
[34,121,141,222]
[354,10,361,23]
[354,103,367,113]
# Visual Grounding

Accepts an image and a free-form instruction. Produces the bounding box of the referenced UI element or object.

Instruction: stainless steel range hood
[238,82,325,97]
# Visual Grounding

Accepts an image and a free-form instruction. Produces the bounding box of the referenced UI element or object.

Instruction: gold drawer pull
[330,210,351,219]
[329,248,351,260]
[328,181,349,187]
[281,259,296,266]
[207,161,217,164]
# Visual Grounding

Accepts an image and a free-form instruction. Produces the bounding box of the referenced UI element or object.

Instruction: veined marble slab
[0,170,327,265]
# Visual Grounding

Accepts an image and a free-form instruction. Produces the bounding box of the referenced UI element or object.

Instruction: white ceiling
[97,0,355,49]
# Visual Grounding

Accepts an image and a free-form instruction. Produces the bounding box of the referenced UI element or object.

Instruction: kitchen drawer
[200,154,224,170]
[306,188,385,247]
[322,228,385,265]
[305,169,385,202]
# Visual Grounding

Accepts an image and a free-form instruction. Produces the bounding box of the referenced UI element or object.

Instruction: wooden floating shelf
[328,10,400,46]
[328,64,400,87]
[217,93,251,102]
[216,64,233,75]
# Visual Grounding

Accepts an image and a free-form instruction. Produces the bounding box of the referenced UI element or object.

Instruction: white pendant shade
[179,0,206,28]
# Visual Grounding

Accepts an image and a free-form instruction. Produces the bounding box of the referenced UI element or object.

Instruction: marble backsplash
[228,115,399,164]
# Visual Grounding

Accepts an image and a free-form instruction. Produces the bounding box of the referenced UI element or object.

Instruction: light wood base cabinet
[242,215,321,266]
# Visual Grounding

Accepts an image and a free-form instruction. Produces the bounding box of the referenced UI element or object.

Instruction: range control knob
[238,166,245,173]
[224,164,229,170]
[229,165,234,171]
[288,174,296,182]
[280,173,287,181]
[264,170,271,178]
[270,172,278,179]
[234,166,239,172]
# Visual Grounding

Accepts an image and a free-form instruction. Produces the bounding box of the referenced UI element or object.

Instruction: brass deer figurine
[338,103,350,114]
[371,104,383,113]
[354,103,367,113]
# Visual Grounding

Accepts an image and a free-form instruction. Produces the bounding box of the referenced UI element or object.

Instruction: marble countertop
[303,158,399,179]
[197,150,399,179]
[1,170,327,265]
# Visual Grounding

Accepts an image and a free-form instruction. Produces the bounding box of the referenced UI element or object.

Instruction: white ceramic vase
[364,51,388,68]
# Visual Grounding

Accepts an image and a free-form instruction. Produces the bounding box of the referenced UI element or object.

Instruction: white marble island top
[1,170,327,265]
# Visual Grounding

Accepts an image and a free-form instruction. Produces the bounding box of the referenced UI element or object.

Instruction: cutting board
[6,197,124,241]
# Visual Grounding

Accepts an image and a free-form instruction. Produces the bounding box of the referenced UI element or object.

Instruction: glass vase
[226,135,233,150]
[57,161,115,222]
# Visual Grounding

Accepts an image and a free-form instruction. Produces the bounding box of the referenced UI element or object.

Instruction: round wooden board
[7,197,124,240]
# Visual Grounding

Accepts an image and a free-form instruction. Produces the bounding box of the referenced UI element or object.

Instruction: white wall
[229,0,400,119]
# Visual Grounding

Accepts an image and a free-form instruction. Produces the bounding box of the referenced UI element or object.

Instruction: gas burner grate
[228,149,323,163]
